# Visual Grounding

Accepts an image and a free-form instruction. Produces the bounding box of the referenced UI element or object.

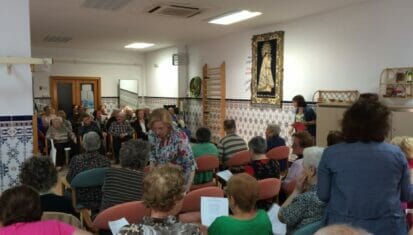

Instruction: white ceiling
[30,0,369,52]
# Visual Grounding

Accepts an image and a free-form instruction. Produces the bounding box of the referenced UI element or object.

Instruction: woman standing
[148,108,196,189]
[317,99,413,234]
[292,95,316,137]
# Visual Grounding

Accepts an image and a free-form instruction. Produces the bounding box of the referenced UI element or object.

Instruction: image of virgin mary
[257,42,275,93]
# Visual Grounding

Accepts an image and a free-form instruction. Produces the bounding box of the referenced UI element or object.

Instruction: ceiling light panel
[209,10,262,25]
[125,42,155,49]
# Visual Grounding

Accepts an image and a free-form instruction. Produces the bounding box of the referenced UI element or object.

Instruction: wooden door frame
[50,76,101,111]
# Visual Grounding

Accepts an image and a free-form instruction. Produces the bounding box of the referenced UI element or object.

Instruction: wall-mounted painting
[251,31,284,106]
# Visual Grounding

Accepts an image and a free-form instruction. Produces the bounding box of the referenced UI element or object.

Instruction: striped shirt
[218,133,247,162]
[100,168,144,211]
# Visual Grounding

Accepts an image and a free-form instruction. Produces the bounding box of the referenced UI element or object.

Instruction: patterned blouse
[117,216,200,235]
[66,151,111,212]
[148,127,196,179]
[278,185,326,235]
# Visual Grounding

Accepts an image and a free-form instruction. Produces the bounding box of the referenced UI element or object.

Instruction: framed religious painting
[251,31,284,106]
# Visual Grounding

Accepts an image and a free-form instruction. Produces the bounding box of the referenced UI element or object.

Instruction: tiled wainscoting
[0,116,33,192]
[143,97,179,109]
[101,97,120,114]
[119,89,140,110]
[184,98,298,145]
[33,96,312,146]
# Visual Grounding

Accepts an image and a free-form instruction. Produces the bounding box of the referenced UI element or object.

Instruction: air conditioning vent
[172,53,188,66]
[82,0,132,11]
[147,4,201,18]
[43,35,72,43]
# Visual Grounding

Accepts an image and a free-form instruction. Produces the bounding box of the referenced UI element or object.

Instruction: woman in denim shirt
[317,99,413,235]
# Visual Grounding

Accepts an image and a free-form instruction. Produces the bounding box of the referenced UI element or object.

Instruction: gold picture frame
[251,31,284,106]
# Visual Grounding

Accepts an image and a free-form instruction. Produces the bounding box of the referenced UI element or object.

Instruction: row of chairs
[60,166,281,232]
[92,180,280,232]
[191,146,290,191]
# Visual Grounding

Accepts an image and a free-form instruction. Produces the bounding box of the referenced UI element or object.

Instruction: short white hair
[302,146,324,169]
[266,123,281,136]
[82,131,101,152]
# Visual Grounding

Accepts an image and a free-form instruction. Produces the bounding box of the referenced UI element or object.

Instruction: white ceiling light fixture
[208,10,262,25]
[124,42,155,49]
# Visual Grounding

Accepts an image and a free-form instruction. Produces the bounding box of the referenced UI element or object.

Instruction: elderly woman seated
[118,166,200,234]
[100,139,150,211]
[244,136,280,180]
[19,156,76,217]
[278,147,326,235]
[265,123,286,151]
[208,173,272,235]
[0,185,91,235]
[46,117,77,171]
[191,127,219,185]
[66,131,110,213]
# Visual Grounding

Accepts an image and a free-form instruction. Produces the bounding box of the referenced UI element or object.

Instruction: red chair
[226,150,251,168]
[281,178,297,196]
[190,155,220,191]
[258,178,281,201]
[93,201,151,231]
[179,186,224,223]
[266,146,290,175]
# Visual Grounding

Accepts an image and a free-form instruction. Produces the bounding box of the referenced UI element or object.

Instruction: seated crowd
[2,95,413,235]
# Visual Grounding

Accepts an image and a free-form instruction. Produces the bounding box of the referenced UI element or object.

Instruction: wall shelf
[0,56,52,74]
[380,67,413,99]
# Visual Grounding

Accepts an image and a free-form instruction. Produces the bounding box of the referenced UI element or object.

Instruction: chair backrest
[195,155,219,172]
[70,167,109,188]
[180,186,224,213]
[42,211,82,228]
[282,179,297,196]
[226,150,251,167]
[266,146,290,161]
[258,178,281,200]
[93,200,151,230]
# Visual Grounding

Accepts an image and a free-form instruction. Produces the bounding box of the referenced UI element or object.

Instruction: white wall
[188,0,413,102]
[32,47,144,97]
[145,47,179,97]
[119,80,138,94]
[0,0,32,115]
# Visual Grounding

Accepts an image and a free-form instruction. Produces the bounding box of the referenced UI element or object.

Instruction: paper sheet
[216,170,233,182]
[201,197,229,227]
[108,217,129,235]
[267,204,286,235]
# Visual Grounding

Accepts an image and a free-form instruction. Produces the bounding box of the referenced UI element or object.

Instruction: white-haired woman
[278,147,326,235]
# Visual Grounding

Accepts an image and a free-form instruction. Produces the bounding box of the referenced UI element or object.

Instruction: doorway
[50,76,101,117]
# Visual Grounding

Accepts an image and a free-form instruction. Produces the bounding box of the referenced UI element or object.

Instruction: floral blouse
[117,216,200,235]
[148,127,196,179]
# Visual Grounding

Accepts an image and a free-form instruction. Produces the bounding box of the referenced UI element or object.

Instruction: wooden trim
[32,113,39,155]
[50,76,101,111]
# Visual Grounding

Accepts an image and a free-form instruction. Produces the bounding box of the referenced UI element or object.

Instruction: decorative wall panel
[0,116,33,192]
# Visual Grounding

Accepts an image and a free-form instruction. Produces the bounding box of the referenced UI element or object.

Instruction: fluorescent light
[209,10,262,25]
[124,42,154,49]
